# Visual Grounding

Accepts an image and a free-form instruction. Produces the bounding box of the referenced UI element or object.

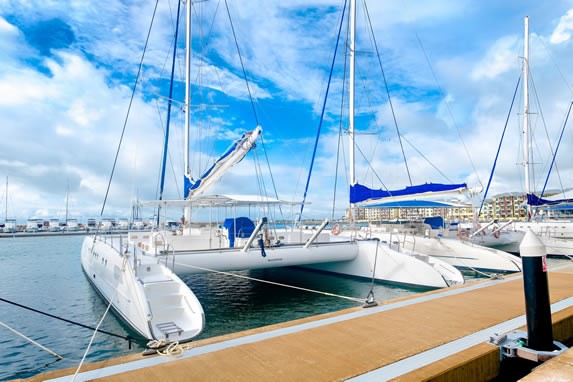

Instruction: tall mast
[523,16,531,217]
[183,0,192,233]
[65,183,69,223]
[184,0,192,184]
[349,0,356,186]
[4,176,7,222]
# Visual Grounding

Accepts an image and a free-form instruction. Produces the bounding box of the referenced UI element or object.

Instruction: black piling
[520,228,554,351]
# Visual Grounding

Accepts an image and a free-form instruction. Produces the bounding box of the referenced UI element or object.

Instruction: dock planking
[27,262,573,382]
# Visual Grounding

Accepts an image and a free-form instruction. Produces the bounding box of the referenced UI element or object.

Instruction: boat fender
[331,223,342,235]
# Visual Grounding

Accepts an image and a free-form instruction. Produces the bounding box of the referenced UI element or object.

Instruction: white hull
[466,231,524,254]
[82,224,466,342]
[138,227,463,288]
[513,221,573,255]
[81,237,205,342]
[358,228,522,274]
[305,239,464,288]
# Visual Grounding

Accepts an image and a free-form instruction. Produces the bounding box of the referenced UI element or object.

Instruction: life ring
[492,226,500,239]
[331,223,342,236]
[457,229,469,240]
[477,224,486,236]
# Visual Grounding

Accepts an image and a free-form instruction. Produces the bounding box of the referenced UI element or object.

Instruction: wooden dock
[27,262,573,382]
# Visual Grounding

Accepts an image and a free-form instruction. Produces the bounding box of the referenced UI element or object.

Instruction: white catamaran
[326,0,522,274]
[510,17,573,256]
[81,0,465,345]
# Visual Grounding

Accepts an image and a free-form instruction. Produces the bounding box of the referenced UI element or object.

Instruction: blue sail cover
[350,182,468,204]
[527,193,573,206]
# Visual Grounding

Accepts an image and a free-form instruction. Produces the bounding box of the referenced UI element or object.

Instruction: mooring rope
[0,320,63,360]
[0,297,132,343]
[72,289,118,381]
[172,261,365,304]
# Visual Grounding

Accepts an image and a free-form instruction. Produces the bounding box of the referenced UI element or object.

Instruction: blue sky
[1,0,573,222]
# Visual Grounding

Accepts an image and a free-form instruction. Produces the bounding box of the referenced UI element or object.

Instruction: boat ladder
[156,322,183,338]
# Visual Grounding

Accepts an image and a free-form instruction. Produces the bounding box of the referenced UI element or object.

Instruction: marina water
[1,234,427,380]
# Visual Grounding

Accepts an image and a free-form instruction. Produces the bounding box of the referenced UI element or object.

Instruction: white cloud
[471,36,521,80]
[550,9,573,44]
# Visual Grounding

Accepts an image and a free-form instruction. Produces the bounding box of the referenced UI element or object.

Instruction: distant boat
[48,218,60,232]
[2,176,17,233]
[117,218,129,230]
[65,218,79,231]
[3,218,17,233]
[25,219,41,232]
[508,17,573,256]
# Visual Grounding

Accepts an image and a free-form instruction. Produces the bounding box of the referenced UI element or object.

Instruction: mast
[347,0,357,223]
[349,0,356,187]
[184,0,191,182]
[523,16,531,219]
[4,176,7,222]
[65,183,69,223]
[183,0,192,233]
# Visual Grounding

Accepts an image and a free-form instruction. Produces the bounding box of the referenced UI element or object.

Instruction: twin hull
[81,231,465,342]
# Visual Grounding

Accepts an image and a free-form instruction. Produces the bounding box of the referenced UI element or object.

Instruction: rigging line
[399,134,452,183]
[540,100,573,197]
[173,261,365,303]
[538,37,573,96]
[0,297,133,342]
[259,134,285,221]
[332,15,351,221]
[0,320,63,360]
[413,32,483,190]
[363,0,411,186]
[353,139,389,192]
[100,0,160,216]
[299,0,348,222]
[223,0,259,126]
[529,70,566,194]
[159,0,183,211]
[477,75,521,218]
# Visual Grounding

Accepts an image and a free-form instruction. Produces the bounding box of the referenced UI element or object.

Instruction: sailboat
[329,1,522,274]
[81,1,468,345]
[510,16,573,257]
[2,176,17,234]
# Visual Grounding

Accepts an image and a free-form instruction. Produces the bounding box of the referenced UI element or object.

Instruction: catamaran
[81,0,465,345]
[313,0,522,274]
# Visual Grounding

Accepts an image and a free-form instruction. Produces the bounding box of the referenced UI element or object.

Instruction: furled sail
[527,193,573,207]
[184,126,262,198]
[350,182,468,205]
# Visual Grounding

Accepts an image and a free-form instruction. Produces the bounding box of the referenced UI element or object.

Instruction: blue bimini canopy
[350,182,468,205]
[222,217,255,247]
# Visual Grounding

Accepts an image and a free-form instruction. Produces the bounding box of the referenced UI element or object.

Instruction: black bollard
[520,229,554,351]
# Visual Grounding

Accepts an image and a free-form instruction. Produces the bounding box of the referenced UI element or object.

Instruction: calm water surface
[0,235,428,381]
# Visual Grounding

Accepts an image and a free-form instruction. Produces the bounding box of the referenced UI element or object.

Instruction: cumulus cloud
[550,9,573,44]
[1,0,573,222]
[471,36,521,80]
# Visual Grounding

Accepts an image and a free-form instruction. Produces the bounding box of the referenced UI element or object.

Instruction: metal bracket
[489,330,569,362]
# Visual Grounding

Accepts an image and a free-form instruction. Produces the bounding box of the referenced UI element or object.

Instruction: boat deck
[29,262,573,382]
